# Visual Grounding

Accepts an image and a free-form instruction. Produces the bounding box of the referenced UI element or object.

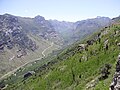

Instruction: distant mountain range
[0,14,112,49]
[49,16,112,45]
[0,13,112,78]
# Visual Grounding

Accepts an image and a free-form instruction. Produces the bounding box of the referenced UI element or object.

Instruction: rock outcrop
[24,71,35,79]
[0,14,37,57]
[110,54,120,90]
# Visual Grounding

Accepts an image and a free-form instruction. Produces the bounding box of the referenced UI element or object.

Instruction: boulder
[24,71,35,79]
[117,43,120,47]
[87,39,95,45]
[78,44,88,51]
[104,39,109,50]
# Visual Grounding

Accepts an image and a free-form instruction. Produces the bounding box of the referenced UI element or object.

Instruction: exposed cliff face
[0,14,37,56]
[33,15,56,34]
[110,54,120,90]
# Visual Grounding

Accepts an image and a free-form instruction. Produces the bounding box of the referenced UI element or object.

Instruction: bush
[99,64,111,80]
[0,80,5,89]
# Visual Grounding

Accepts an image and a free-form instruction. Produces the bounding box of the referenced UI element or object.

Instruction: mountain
[49,17,112,45]
[2,16,120,90]
[0,14,60,77]
[74,16,112,40]
[49,20,75,45]
[0,14,112,47]
[0,14,38,52]
[1,14,111,47]
[18,15,64,46]
[112,15,120,22]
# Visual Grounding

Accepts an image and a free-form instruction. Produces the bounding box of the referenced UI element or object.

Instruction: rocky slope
[0,14,37,54]
[1,14,111,47]
[49,17,112,45]
[0,14,60,78]
[0,14,40,66]
[74,16,112,40]
[18,15,64,46]
[49,20,75,45]
[0,14,112,47]
[110,54,120,90]
[109,15,120,89]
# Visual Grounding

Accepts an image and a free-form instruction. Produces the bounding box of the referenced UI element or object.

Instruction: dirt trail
[42,42,54,57]
[0,42,54,80]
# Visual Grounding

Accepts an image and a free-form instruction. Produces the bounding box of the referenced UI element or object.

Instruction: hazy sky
[0,0,120,21]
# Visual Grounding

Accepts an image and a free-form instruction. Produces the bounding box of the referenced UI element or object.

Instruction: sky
[0,0,120,22]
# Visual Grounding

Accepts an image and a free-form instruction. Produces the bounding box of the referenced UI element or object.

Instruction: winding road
[0,42,54,80]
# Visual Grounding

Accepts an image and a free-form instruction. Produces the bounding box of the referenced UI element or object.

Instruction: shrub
[99,64,112,80]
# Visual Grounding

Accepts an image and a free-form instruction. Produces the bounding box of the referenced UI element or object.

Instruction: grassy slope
[5,23,120,90]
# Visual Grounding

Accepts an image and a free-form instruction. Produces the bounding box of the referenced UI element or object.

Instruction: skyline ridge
[0,0,120,22]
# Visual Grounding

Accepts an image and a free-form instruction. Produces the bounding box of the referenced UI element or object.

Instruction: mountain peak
[3,13,15,17]
[96,16,102,18]
[34,15,45,21]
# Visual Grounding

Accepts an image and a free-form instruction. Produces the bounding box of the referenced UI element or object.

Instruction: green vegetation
[2,23,120,90]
